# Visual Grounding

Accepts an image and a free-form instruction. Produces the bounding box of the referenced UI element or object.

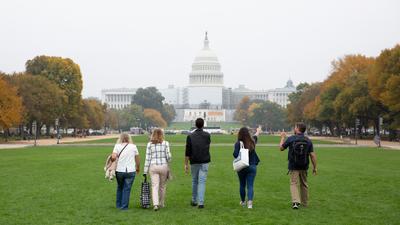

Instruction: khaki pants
[290,170,308,206]
[149,164,169,207]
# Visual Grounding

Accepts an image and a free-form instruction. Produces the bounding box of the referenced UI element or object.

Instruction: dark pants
[116,172,135,209]
[237,165,257,201]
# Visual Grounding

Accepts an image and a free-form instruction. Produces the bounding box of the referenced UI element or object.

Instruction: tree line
[0,56,175,140]
[287,44,400,140]
[234,96,290,132]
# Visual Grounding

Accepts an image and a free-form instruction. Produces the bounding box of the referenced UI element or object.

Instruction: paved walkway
[0,134,119,149]
[311,136,400,150]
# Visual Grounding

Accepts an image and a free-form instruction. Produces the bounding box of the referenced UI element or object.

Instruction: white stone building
[101,33,296,121]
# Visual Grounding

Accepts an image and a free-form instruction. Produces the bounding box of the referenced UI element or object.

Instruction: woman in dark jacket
[233,126,261,209]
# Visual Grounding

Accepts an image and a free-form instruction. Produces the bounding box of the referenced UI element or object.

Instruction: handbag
[140,174,151,209]
[233,141,249,172]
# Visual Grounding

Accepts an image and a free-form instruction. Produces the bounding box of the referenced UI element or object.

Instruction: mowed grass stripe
[0,143,399,225]
[75,134,337,145]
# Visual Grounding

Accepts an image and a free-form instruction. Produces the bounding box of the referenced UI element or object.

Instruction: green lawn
[0,142,399,224]
[78,134,336,145]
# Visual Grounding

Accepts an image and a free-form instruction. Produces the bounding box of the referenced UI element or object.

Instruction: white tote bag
[233,141,249,172]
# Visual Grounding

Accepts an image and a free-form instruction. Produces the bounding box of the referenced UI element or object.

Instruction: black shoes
[190,201,198,207]
[292,202,300,209]
[191,201,204,209]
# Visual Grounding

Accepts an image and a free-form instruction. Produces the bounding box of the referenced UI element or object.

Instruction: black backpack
[290,136,310,170]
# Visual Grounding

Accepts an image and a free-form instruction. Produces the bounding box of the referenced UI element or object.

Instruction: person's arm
[233,142,240,158]
[310,152,317,175]
[143,143,151,175]
[111,153,117,161]
[255,126,262,137]
[111,145,118,161]
[279,132,287,151]
[135,155,140,174]
[166,141,172,162]
[309,141,317,175]
[185,135,191,174]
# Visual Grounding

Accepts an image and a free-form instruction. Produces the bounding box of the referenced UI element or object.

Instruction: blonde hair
[150,128,164,144]
[117,133,132,144]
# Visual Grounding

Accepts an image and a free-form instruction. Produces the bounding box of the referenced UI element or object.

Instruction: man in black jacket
[185,118,211,209]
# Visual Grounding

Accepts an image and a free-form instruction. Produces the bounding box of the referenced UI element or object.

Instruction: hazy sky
[1,0,399,98]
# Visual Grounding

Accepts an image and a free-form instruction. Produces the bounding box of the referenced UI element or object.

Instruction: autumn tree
[105,108,119,131]
[133,87,176,124]
[287,82,322,131]
[314,55,375,135]
[0,76,23,140]
[144,108,167,128]
[82,98,105,130]
[368,44,400,138]
[234,96,252,125]
[25,56,83,128]
[9,73,67,136]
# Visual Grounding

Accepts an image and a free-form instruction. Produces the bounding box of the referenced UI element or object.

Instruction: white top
[113,143,139,173]
[144,141,172,174]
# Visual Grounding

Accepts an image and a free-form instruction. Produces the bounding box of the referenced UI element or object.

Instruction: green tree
[25,56,83,128]
[105,108,119,131]
[248,101,289,131]
[133,87,175,124]
[133,87,164,111]
[10,73,67,136]
[161,103,176,125]
[118,104,144,131]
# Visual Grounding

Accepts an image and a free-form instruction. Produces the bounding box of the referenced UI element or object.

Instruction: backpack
[290,136,310,170]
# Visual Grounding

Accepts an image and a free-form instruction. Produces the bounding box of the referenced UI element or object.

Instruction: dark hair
[296,122,306,133]
[238,127,255,151]
[195,118,204,129]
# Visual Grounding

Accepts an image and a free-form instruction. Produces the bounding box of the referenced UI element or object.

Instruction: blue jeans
[116,172,136,209]
[237,165,257,201]
[191,163,209,205]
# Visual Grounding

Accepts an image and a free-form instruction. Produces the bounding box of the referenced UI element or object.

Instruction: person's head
[238,127,255,151]
[151,128,164,144]
[195,118,204,129]
[295,122,306,134]
[118,133,132,144]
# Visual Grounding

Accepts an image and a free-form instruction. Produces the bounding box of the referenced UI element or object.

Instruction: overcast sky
[1,0,399,98]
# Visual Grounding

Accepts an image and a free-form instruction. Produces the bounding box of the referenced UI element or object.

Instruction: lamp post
[32,120,37,147]
[55,118,60,144]
[355,118,360,145]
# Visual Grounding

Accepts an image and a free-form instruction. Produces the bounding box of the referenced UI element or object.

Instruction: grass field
[77,134,336,145]
[1,136,399,225]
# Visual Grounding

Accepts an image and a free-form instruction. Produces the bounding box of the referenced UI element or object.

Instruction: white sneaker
[240,201,246,207]
[247,201,253,209]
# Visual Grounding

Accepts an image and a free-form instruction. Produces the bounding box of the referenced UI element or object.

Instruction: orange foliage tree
[0,77,23,137]
[144,108,167,128]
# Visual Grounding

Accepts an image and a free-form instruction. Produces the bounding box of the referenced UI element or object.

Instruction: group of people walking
[110,118,317,211]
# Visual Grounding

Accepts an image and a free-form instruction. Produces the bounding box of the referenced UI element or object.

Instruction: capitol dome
[189,32,224,87]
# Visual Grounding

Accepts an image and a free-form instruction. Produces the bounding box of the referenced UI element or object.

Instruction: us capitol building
[101,33,296,122]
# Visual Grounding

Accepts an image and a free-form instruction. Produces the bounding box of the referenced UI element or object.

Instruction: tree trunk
[388,129,397,141]
[46,125,51,136]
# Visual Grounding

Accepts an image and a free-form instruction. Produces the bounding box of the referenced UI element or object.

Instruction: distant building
[101,33,296,121]
[101,88,136,110]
